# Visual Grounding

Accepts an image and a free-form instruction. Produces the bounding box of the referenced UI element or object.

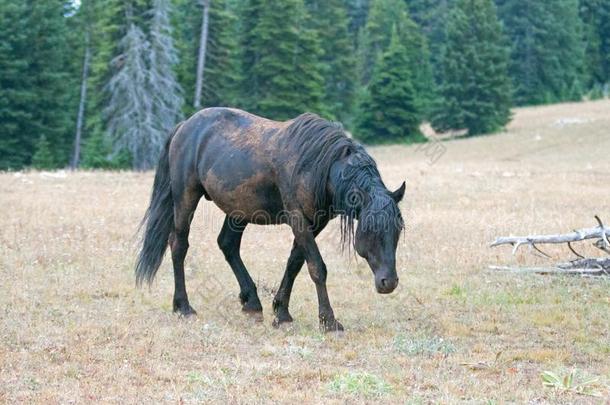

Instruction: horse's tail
[135,123,182,286]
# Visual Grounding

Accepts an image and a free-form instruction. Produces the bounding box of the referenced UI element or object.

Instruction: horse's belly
[203,173,285,224]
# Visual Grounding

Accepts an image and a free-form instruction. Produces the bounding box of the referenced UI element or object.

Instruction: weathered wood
[488,265,609,276]
[490,218,610,277]
[491,225,610,254]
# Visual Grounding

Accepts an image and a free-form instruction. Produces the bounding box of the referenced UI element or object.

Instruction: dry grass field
[1,100,609,404]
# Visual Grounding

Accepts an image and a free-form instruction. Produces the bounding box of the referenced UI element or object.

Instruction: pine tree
[32,135,56,170]
[104,22,157,170]
[200,0,240,109]
[306,0,357,122]
[579,0,610,90]
[238,0,265,110]
[81,131,131,169]
[0,0,34,169]
[406,0,452,84]
[81,132,110,169]
[69,0,96,169]
[355,28,422,143]
[359,0,435,115]
[148,0,184,134]
[433,0,512,135]
[27,0,77,167]
[175,0,240,115]
[240,0,325,119]
[496,0,585,105]
[86,0,150,162]
[102,0,183,170]
[345,0,370,36]
[0,0,77,169]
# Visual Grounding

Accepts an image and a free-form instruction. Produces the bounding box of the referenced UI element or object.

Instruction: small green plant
[394,333,456,356]
[286,343,312,359]
[541,370,603,397]
[447,284,466,298]
[186,371,207,384]
[327,371,392,398]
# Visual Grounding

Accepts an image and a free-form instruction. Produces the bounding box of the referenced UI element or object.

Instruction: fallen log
[488,265,609,276]
[491,216,610,255]
[490,216,609,277]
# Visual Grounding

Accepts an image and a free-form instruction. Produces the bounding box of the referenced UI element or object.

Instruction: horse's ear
[390,181,406,203]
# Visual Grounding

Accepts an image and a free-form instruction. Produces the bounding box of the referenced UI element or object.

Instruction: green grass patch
[479,291,541,306]
[393,333,456,356]
[446,284,467,300]
[445,283,542,307]
[327,371,392,398]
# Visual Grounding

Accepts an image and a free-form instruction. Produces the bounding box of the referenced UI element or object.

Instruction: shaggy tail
[135,123,182,286]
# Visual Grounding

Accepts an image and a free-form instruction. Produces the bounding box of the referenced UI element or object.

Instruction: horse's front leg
[290,215,343,332]
[273,220,328,328]
[272,240,303,326]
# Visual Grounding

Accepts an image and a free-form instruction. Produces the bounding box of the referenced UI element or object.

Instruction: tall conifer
[356,28,421,143]
[306,0,357,122]
[496,0,585,104]
[433,0,512,135]
[239,0,325,119]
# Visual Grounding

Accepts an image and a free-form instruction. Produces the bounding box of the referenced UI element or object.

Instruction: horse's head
[354,182,405,294]
[329,148,406,295]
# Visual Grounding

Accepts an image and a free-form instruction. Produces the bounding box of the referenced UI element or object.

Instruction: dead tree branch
[490,217,610,277]
[491,224,610,254]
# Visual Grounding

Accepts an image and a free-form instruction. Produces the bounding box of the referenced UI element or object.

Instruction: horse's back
[169,107,288,222]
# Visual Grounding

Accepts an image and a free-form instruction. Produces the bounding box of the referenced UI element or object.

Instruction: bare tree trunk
[193,0,210,109]
[71,31,91,169]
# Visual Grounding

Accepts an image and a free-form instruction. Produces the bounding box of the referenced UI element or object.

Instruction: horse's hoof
[173,303,197,317]
[320,318,344,333]
[272,313,293,328]
[241,301,263,314]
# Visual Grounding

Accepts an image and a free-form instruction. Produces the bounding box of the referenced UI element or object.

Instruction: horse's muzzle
[375,276,399,294]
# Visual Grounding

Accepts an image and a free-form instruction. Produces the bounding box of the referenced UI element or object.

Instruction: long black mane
[284,113,403,247]
[285,113,355,209]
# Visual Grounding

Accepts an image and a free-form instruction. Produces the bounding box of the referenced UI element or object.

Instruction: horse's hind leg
[217,216,263,314]
[170,185,202,316]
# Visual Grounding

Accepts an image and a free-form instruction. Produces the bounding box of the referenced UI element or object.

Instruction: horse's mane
[285,113,403,247]
[285,113,355,211]
[331,150,403,247]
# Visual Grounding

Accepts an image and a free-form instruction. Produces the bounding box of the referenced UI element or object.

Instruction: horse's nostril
[381,278,389,288]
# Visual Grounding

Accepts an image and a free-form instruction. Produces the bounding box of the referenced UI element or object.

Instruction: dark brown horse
[136,108,405,331]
